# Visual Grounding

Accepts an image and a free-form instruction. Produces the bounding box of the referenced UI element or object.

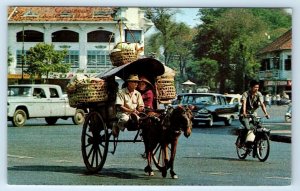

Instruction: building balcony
[259,70,292,80]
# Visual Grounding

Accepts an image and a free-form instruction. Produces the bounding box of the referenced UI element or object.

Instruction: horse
[140,105,193,178]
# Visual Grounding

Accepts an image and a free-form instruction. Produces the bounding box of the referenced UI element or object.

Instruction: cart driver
[112,74,145,137]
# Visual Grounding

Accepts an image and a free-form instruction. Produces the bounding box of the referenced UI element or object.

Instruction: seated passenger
[137,76,154,110]
[112,74,144,137]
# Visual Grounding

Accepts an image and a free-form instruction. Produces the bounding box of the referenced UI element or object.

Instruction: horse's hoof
[144,165,150,172]
[162,168,167,178]
[170,171,178,179]
[144,165,154,176]
[145,171,154,176]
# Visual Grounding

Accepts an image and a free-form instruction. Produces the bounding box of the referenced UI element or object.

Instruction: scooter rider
[239,80,270,133]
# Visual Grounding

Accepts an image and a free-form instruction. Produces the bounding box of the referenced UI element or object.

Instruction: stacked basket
[109,42,138,67]
[67,75,108,107]
[156,66,176,102]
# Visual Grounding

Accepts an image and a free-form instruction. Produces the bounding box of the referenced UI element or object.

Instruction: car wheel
[225,116,234,126]
[12,109,27,127]
[72,109,85,125]
[45,117,58,125]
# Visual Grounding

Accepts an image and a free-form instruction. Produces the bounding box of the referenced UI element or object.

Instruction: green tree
[145,8,179,65]
[144,32,163,59]
[25,43,70,81]
[145,8,194,78]
[171,23,195,77]
[193,8,291,93]
[249,8,291,30]
[186,58,219,89]
[214,9,268,92]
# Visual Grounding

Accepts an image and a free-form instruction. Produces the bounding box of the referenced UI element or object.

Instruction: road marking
[8,154,34,159]
[54,160,73,163]
[209,172,232,176]
[265,176,291,180]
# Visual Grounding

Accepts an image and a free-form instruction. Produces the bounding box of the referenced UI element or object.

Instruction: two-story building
[258,29,292,97]
[7,6,153,84]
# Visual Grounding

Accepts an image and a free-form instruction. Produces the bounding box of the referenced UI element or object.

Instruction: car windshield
[8,87,31,96]
[181,94,214,105]
[225,96,239,104]
[225,97,233,104]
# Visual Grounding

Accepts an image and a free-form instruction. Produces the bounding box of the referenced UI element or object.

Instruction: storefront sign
[264,80,290,86]
[8,74,32,79]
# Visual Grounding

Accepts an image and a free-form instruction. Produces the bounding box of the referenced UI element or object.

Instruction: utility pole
[240,43,246,91]
[21,24,25,83]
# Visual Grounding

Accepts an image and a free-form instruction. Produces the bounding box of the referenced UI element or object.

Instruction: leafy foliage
[193,8,291,93]
[25,43,70,79]
[145,8,179,65]
[145,8,194,78]
[186,58,219,89]
[145,8,291,93]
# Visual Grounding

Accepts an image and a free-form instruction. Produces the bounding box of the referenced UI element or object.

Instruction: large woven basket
[110,50,137,67]
[156,77,176,100]
[68,82,108,107]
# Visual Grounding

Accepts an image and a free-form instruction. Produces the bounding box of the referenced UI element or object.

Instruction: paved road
[256,104,289,123]
[6,119,291,186]
[4,104,292,189]
[254,105,291,142]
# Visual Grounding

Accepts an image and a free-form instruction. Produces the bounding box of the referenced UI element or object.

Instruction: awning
[182,80,196,86]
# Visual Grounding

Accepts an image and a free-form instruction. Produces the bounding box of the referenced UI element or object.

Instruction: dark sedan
[175,93,238,127]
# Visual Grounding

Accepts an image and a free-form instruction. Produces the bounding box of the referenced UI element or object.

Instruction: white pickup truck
[7,84,85,127]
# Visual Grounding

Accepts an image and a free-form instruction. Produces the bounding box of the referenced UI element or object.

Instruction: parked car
[175,93,238,127]
[224,94,242,110]
[7,84,85,127]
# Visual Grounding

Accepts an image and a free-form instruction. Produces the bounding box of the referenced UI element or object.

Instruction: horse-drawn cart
[69,58,184,175]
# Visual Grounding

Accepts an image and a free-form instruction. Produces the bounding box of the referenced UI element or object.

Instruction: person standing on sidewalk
[264,93,271,108]
[276,94,281,105]
[239,80,270,131]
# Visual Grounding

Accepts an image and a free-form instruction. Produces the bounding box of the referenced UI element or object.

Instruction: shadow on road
[8,165,86,174]
[184,156,240,161]
[8,165,152,180]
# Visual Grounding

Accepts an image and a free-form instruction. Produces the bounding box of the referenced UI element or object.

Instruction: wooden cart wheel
[152,143,171,172]
[81,111,109,173]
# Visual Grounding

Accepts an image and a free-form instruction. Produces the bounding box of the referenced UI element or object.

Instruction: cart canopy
[97,58,165,84]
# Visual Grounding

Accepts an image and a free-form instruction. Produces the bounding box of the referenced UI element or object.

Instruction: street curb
[230,128,291,144]
[270,134,291,143]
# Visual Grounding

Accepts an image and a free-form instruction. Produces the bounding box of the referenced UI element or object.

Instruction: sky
[174,8,200,27]
[145,8,200,37]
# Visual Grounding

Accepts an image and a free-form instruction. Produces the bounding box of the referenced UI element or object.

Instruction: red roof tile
[259,29,292,54]
[8,6,118,22]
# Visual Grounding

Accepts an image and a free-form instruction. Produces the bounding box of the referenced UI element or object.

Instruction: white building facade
[7,7,153,80]
[258,29,292,96]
